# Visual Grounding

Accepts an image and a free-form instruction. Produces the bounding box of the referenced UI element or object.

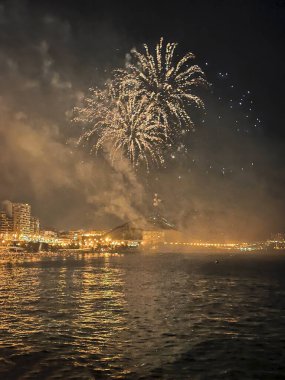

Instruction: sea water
[0,252,285,379]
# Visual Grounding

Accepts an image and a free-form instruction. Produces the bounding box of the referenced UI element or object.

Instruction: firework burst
[74,82,167,169]
[74,38,207,169]
[115,37,207,136]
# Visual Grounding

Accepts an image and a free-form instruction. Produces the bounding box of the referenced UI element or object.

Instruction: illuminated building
[42,230,58,238]
[57,230,87,247]
[81,230,107,248]
[57,237,72,246]
[0,210,13,234]
[12,203,31,235]
[30,217,40,235]
[58,230,84,245]
[1,201,40,237]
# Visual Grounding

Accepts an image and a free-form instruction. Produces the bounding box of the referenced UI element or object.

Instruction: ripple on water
[0,252,285,379]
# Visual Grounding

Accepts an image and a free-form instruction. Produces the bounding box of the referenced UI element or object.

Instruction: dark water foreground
[0,252,285,380]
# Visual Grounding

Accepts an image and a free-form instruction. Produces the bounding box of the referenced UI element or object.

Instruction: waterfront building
[12,203,31,235]
[81,230,108,248]
[57,237,72,246]
[30,217,40,235]
[58,230,84,244]
[42,230,58,238]
[0,210,13,235]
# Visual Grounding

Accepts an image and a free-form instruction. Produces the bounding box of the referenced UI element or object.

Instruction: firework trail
[74,38,207,169]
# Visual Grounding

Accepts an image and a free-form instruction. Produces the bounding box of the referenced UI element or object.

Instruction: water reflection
[0,253,130,378]
[0,252,285,379]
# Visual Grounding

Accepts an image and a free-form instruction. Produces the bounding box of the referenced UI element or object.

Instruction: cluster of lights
[1,230,285,254]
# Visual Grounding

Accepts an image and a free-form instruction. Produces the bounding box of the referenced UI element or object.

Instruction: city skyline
[0,200,40,235]
[1,198,285,247]
[0,0,284,241]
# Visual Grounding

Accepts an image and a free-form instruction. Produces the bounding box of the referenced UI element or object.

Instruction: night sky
[0,0,284,240]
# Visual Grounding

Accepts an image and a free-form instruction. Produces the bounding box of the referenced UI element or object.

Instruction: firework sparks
[74,82,167,169]
[115,37,207,136]
[74,38,207,168]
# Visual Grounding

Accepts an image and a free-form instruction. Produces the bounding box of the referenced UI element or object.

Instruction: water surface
[0,252,285,379]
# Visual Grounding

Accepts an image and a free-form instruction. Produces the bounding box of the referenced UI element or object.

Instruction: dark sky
[0,0,284,240]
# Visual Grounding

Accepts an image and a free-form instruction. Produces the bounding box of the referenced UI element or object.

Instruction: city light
[1,201,284,254]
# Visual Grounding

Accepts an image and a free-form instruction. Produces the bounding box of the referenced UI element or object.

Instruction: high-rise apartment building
[0,211,13,234]
[12,203,31,234]
[1,200,40,237]
[30,216,40,235]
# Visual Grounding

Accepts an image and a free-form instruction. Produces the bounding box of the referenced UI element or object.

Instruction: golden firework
[74,38,207,169]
